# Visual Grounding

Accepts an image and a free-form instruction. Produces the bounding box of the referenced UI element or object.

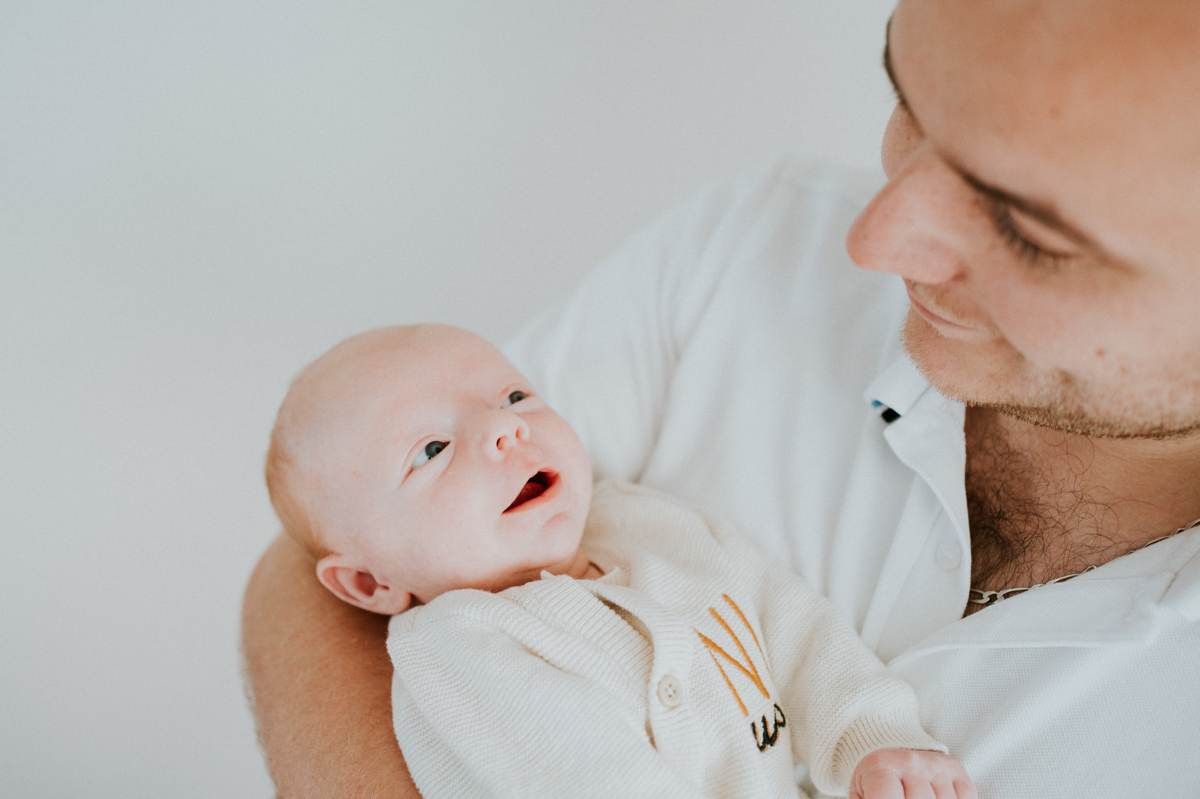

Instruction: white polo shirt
[505,158,1200,798]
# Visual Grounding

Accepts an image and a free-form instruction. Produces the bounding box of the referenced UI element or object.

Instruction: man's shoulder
[771,157,886,206]
[672,157,884,257]
[704,156,883,207]
[681,157,898,308]
[666,158,909,400]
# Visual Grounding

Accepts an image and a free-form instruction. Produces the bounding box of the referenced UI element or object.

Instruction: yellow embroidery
[695,594,770,716]
[704,648,747,715]
[696,595,787,751]
[723,592,766,660]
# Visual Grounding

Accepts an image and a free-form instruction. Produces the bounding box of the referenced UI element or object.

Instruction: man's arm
[241,533,420,798]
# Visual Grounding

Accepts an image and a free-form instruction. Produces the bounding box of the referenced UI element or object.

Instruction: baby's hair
[265,413,331,561]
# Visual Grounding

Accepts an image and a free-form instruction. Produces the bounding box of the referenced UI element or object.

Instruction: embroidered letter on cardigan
[752,704,788,752]
[696,594,785,751]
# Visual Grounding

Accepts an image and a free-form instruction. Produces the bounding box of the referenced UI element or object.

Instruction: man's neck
[964,405,1200,603]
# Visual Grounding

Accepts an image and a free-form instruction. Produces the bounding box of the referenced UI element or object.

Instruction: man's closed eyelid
[986,205,1069,266]
[998,204,1080,261]
[1008,207,1081,251]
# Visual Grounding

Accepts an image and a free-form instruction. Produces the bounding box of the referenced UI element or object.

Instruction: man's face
[303,325,593,603]
[846,0,1200,438]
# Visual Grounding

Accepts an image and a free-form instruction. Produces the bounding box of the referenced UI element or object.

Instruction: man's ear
[315,553,413,615]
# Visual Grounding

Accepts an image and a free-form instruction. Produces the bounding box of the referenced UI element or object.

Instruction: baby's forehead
[302,326,518,423]
[351,328,515,390]
[347,325,506,371]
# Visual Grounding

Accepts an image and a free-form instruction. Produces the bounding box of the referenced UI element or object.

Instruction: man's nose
[845,151,972,285]
[480,409,530,458]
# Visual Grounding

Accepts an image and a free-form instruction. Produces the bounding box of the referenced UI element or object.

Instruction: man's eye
[988,201,1074,269]
[502,391,528,408]
[412,440,448,469]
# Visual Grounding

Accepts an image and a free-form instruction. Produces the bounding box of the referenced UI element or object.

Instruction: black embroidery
[752,703,787,752]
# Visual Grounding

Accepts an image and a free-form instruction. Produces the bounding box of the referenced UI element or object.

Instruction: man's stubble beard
[900,313,1200,441]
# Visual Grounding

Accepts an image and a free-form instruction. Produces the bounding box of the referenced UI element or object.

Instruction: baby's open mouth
[505,471,556,512]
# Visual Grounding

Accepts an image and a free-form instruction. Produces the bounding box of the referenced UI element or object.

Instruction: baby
[266,324,975,799]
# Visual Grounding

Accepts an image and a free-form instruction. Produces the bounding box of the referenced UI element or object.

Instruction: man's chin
[964,399,1200,441]
[901,311,1017,409]
[902,316,1200,441]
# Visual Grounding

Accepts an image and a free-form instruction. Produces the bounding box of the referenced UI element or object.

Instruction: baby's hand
[849,748,976,799]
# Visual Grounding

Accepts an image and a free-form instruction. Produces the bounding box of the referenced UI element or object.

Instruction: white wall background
[0,2,896,796]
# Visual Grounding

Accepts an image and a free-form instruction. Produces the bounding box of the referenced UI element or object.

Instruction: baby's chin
[480,544,592,594]
[438,567,550,597]
[540,545,593,581]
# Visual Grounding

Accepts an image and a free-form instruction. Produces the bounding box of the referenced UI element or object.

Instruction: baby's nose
[485,410,529,454]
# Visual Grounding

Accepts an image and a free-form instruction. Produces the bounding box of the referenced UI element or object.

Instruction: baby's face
[300,325,592,603]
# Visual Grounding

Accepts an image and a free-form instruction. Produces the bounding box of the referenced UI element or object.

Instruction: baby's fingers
[850,749,977,799]
[848,768,906,799]
[901,780,938,799]
[929,770,978,799]
[852,773,969,799]
[947,775,978,799]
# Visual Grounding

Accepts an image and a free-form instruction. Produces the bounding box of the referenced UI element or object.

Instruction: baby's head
[266,324,594,614]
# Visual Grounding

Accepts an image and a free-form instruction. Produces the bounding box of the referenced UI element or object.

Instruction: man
[242,1,1200,796]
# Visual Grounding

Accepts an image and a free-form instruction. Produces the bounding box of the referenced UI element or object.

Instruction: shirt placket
[861,357,972,660]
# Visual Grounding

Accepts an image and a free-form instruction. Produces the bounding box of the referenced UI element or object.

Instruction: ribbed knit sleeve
[708,516,946,794]
[589,481,945,796]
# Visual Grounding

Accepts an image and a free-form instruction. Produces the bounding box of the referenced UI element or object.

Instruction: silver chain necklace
[967,517,1200,607]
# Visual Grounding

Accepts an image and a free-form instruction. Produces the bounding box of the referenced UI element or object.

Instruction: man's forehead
[891,0,1200,260]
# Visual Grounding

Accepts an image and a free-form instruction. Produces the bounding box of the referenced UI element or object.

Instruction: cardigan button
[656,675,684,708]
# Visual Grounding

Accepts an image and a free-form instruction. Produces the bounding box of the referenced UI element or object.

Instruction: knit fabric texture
[388,480,942,798]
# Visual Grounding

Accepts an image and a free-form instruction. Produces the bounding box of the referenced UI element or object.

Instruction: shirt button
[935,539,963,570]
[656,675,684,708]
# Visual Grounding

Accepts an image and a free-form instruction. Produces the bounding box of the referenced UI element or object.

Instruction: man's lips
[906,286,977,332]
[504,470,558,512]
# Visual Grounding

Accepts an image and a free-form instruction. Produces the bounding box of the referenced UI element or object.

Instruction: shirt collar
[1156,530,1200,620]
[864,351,1200,657]
[864,350,935,420]
[864,350,970,541]
[889,528,1200,667]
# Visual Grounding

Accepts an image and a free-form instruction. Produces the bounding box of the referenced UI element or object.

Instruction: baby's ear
[315,554,413,615]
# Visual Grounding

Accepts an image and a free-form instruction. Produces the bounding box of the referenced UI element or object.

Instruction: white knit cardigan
[388,481,944,798]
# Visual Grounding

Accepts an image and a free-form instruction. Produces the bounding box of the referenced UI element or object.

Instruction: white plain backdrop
[0,2,896,795]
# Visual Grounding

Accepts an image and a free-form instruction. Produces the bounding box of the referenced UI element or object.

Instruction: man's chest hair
[963,411,1127,605]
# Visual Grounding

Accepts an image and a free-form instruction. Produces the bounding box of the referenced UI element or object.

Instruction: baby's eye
[502,390,528,408]
[412,440,448,469]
